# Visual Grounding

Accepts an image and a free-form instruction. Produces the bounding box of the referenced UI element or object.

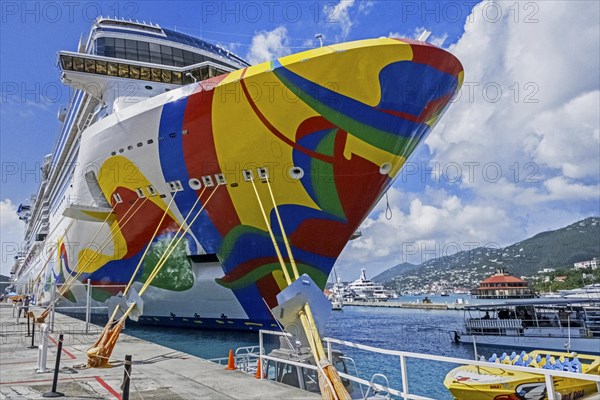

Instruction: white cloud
[325,0,374,41]
[532,91,600,179]
[246,26,291,65]
[337,1,600,280]
[326,0,356,39]
[337,187,515,279]
[544,177,600,201]
[357,1,375,15]
[0,199,25,276]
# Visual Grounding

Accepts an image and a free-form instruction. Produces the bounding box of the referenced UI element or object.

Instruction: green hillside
[380,217,600,291]
[372,262,418,282]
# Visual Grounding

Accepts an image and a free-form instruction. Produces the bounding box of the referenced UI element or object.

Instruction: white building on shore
[573,258,598,270]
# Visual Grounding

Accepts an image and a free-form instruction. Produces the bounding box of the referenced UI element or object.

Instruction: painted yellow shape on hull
[279,38,413,107]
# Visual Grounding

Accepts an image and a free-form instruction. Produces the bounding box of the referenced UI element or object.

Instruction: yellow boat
[444,350,599,400]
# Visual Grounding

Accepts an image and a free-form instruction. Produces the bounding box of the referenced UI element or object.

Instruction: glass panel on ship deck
[84,58,95,73]
[161,69,172,83]
[172,47,184,67]
[151,68,162,82]
[96,60,107,75]
[130,65,140,79]
[118,64,129,78]
[200,67,209,81]
[61,56,72,70]
[171,71,182,84]
[107,62,118,76]
[73,57,84,72]
[140,66,151,80]
[137,41,150,63]
[160,45,174,66]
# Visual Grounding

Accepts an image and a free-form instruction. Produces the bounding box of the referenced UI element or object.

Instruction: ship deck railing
[256,329,600,400]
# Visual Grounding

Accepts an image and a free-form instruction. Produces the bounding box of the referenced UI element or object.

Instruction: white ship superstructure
[347,268,390,302]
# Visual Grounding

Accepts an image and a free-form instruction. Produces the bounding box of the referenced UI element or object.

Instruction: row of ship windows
[111,174,227,204]
[93,37,225,68]
[110,138,154,156]
[60,54,226,85]
[109,167,304,205]
[109,130,190,157]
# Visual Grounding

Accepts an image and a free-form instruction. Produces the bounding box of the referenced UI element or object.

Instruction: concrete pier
[0,304,318,399]
[342,301,465,310]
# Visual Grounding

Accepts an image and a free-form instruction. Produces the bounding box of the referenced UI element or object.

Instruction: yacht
[347,268,390,302]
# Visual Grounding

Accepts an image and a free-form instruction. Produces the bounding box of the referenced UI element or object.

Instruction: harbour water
[126,299,509,400]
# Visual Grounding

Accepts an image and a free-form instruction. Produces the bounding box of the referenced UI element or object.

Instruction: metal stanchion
[28,319,37,349]
[43,334,65,397]
[85,279,91,334]
[50,282,57,333]
[26,312,32,337]
[121,355,132,400]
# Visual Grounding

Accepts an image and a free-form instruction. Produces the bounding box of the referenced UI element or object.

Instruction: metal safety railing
[256,330,600,400]
[10,281,126,333]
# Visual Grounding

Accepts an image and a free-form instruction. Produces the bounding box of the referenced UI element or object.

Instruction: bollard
[28,320,37,349]
[37,324,50,373]
[121,355,132,400]
[43,334,65,397]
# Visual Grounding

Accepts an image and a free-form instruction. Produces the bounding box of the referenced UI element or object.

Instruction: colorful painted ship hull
[14,21,463,330]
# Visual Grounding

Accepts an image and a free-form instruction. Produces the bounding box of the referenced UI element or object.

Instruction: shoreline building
[473,268,535,299]
[574,258,599,270]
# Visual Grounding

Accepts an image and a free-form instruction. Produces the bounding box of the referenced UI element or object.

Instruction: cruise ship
[10,18,463,330]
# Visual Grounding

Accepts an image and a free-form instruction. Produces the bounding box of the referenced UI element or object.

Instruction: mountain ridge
[378,216,600,291]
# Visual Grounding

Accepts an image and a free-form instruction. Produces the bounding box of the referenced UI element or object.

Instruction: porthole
[182,129,189,135]
[379,162,392,175]
[147,185,157,196]
[289,166,304,180]
[169,132,177,138]
[137,142,143,147]
[119,148,124,153]
[145,85,153,90]
[135,188,145,198]
[111,151,116,156]
[147,139,154,144]
[189,178,202,190]
[127,145,133,150]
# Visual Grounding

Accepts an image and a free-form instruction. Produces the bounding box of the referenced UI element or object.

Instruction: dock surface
[0,304,318,399]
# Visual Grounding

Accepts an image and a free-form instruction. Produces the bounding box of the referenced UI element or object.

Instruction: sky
[0,1,599,279]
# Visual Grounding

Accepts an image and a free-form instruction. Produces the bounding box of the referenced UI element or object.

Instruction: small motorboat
[444,350,599,400]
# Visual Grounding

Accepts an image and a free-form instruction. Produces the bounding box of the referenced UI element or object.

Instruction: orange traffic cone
[255,360,262,379]
[225,349,236,370]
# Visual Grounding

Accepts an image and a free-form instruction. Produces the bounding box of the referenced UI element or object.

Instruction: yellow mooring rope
[34,198,147,323]
[87,186,218,368]
[250,176,350,400]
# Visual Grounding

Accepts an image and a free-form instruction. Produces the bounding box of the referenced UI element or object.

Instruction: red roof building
[474,268,535,299]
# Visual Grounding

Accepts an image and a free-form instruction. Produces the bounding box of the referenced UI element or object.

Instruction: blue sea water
[125,299,509,400]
